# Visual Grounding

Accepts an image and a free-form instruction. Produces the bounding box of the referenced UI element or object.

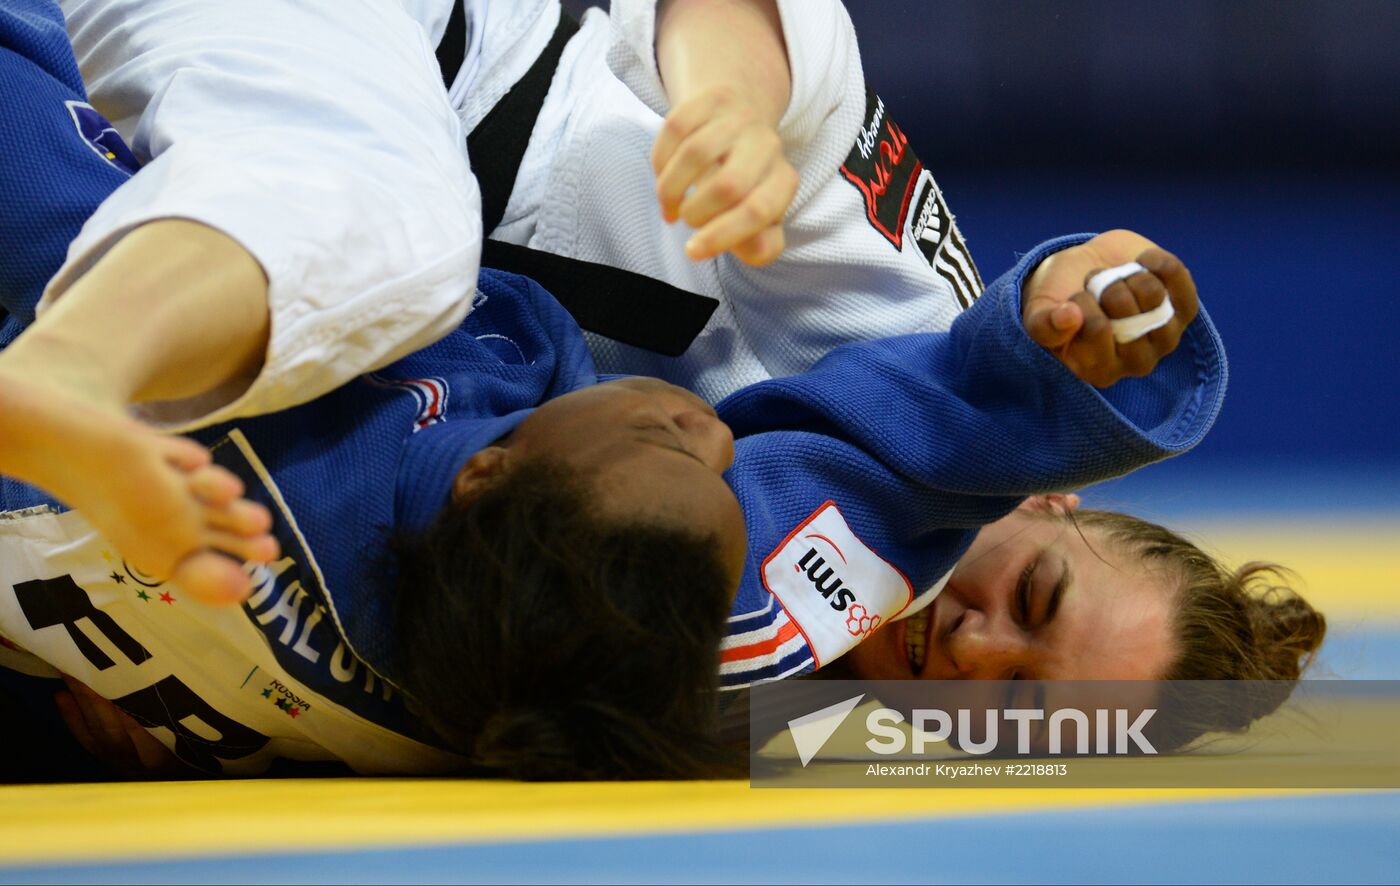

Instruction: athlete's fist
[1022,230,1200,388]
[55,676,192,780]
[652,86,799,266]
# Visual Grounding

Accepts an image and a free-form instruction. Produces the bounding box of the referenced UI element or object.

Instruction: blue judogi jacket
[0,0,1225,766]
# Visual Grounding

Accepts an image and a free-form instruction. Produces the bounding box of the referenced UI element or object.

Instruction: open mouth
[903,606,932,674]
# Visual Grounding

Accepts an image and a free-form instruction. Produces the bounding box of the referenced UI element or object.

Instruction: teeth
[904,608,931,673]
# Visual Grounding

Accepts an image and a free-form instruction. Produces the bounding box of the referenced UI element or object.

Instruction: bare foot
[0,373,278,604]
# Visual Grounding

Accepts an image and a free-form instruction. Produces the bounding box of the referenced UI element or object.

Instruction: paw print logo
[845,604,881,637]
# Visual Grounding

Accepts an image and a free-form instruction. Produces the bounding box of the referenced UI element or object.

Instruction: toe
[160,436,214,471]
[203,528,280,565]
[188,465,245,507]
[207,499,274,536]
[171,551,254,605]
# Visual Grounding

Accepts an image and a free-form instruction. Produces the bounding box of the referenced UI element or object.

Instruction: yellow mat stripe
[0,780,1349,866]
[1183,521,1399,619]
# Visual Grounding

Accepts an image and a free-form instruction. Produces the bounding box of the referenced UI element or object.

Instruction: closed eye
[632,421,706,466]
[1016,560,1037,624]
[1045,556,1071,624]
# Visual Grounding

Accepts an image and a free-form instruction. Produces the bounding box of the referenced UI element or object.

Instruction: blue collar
[394,409,536,535]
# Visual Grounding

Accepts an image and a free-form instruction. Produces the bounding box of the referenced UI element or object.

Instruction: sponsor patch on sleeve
[906,169,985,308]
[760,501,914,668]
[840,89,922,250]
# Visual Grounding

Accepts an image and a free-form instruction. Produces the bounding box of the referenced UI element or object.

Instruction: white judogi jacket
[56,0,980,416]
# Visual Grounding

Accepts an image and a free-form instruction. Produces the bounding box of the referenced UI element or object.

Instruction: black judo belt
[437,7,718,358]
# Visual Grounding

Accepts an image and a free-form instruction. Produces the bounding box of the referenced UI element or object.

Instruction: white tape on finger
[1086,261,1176,344]
[1086,262,1148,299]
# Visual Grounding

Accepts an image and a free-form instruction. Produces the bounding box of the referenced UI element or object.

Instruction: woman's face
[493,376,748,587]
[844,503,1179,682]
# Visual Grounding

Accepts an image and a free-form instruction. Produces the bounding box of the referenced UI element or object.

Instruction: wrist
[657,0,790,125]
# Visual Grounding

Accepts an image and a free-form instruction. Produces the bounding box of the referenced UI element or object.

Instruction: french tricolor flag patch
[367,375,450,431]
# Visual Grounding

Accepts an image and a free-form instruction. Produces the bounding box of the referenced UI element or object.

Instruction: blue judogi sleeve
[0,0,139,328]
[715,234,1227,684]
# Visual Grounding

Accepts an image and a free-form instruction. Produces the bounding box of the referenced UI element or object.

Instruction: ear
[451,446,511,504]
[1016,493,1082,516]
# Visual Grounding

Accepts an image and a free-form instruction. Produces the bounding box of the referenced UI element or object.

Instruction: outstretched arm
[651,0,798,265]
[717,234,1225,676]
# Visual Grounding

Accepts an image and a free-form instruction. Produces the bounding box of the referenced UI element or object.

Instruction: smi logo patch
[761,501,914,667]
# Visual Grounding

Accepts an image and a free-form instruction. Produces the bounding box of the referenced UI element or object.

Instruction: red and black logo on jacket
[841,89,922,250]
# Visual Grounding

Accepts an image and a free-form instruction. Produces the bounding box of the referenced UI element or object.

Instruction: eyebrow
[1045,554,1072,624]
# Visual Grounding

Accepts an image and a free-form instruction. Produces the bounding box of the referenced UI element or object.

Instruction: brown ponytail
[1071,510,1326,748]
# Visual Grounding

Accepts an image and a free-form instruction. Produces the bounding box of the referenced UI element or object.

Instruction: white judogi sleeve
[565,0,978,401]
[51,0,482,431]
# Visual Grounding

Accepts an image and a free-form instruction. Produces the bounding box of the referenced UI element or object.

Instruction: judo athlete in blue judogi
[0,0,1233,780]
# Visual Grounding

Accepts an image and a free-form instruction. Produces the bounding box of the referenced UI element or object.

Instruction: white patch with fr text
[761,501,914,668]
